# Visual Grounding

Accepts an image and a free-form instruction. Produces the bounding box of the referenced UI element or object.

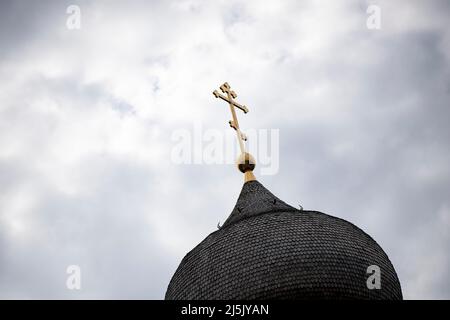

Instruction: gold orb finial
[236,152,256,182]
[236,152,255,173]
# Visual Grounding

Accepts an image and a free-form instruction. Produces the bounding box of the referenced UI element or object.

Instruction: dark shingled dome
[165,180,402,300]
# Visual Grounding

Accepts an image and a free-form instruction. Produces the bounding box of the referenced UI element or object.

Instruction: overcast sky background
[0,0,449,299]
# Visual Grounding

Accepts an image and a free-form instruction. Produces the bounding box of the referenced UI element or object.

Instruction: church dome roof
[165,180,402,300]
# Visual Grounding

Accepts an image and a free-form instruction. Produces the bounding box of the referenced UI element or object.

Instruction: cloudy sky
[0,0,449,299]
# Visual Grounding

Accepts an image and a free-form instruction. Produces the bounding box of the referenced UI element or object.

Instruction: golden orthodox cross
[213,82,256,182]
[213,82,248,154]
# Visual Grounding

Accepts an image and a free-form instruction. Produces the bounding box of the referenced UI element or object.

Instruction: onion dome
[165,180,402,300]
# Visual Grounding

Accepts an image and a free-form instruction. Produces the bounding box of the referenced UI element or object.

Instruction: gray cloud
[0,0,449,299]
